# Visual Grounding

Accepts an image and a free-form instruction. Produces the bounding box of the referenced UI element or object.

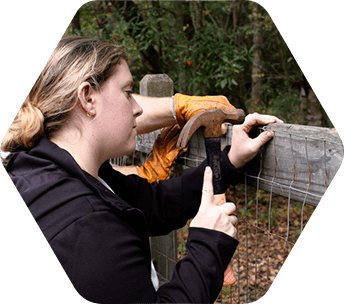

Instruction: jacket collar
[9,137,136,212]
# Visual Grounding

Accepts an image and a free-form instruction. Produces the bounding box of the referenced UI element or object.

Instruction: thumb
[200,166,214,209]
[251,130,274,150]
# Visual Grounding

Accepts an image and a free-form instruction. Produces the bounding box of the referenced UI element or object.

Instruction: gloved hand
[137,93,236,183]
[137,124,187,183]
[174,93,236,127]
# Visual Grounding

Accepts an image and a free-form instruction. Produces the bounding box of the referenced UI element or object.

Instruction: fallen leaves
[177,185,315,303]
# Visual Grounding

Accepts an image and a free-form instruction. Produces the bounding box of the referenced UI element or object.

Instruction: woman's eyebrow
[123,80,134,88]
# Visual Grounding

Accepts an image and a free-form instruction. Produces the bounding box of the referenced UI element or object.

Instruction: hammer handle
[205,138,224,195]
[205,138,237,286]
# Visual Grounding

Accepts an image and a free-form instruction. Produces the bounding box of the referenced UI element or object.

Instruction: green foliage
[65,0,330,127]
[245,89,304,124]
[65,2,143,86]
[166,24,254,96]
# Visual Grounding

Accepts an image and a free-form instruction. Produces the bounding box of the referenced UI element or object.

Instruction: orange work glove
[137,124,187,183]
[173,93,236,127]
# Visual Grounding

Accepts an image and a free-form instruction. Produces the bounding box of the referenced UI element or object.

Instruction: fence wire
[113,124,343,303]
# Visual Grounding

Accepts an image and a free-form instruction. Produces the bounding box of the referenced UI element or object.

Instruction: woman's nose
[133,97,143,118]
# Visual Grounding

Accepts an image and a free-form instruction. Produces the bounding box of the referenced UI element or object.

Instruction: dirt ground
[176,184,316,303]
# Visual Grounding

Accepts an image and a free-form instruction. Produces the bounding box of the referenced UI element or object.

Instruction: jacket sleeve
[159,227,239,303]
[100,146,244,236]
[51,210,157,304]
[50,209,238,304]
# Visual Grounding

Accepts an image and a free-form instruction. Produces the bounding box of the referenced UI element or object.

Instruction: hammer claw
[176,108,245,149]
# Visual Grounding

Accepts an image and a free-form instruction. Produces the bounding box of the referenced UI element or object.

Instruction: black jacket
[5,138,241,303]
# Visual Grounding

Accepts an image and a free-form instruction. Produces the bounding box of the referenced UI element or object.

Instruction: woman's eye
[126,90,134,98]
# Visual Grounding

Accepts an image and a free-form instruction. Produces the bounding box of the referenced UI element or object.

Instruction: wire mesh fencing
[216,123,342,303]
[112,122,343,303]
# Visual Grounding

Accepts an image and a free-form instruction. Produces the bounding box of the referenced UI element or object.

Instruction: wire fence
[109,73,344,303]
[112,121,343,303]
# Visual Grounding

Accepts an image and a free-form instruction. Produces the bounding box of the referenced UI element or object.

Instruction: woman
[2,36,282,303]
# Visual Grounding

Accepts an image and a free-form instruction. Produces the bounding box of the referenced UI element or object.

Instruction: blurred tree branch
[113,0,162,74]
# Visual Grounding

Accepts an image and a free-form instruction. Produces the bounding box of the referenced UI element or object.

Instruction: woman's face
[93,59,143,159]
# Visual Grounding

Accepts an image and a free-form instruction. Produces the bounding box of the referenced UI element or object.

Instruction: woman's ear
[78,82,96,117]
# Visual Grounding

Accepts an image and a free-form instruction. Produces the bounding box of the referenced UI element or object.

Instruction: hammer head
[176,108,245,149]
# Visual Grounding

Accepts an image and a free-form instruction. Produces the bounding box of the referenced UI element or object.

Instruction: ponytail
[1,35,127,155]
[1,98,45,153]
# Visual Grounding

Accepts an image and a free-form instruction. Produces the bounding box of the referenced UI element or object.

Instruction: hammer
[176,107,245,286]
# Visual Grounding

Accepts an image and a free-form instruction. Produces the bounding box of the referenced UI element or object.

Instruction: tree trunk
[276,34,292,96]
[70,9,81,32]
[173,1,187,94]
[300,76,323,126]
[189,1,205,35]
[251,3,263,107]
[113,1,162,74]
[231,0,248,112]
[188,1,205,94]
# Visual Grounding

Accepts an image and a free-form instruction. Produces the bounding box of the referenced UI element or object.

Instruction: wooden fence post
[182,123,343,206]
[139,74,176,283]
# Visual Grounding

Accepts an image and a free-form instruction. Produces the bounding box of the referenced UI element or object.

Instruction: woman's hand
[190,167,238,238]
[228,113,284,169]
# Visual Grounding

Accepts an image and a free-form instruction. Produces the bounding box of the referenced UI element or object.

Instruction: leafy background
[66,0,332,128]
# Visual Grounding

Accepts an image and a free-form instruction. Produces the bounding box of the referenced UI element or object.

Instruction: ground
[176,184,315,303]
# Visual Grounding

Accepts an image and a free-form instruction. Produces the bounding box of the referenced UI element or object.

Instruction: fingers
[246,112,284,125]
[194,166,238,238]
[246,112,283,146]
[201,168,238,216]
[200,167,214,207]
[243,112,284,132]
[219,202,238,222]
[221,123,228,135]
[218,202,236,216]
[229,112,283,169]
[249,129,275,152]
[202,166,213,194]
[229,215,238,228]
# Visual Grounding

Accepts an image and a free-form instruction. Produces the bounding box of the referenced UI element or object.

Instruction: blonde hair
[1,36,127,153]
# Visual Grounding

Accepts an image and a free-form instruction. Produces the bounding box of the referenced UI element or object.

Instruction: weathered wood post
[139,74,177,283]
[183,123,343,206]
